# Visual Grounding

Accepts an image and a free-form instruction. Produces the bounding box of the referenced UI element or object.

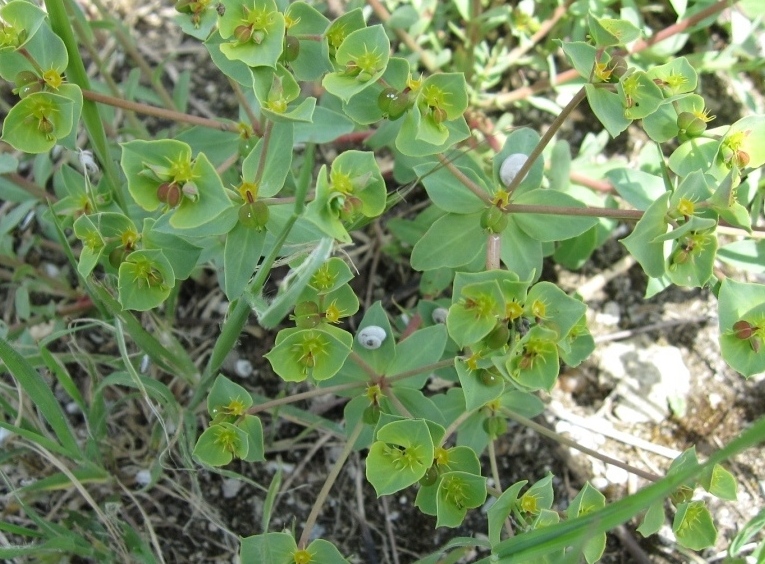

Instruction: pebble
[135,469,152,487]
[598,341,691,424]
[235,359,253,378]
[595,301,621,326]
[221,478,243,499]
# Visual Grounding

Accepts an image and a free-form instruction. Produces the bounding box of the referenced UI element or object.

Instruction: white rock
[604,464,629,485]
[222,478,243,499]
[599,342,691,424]
[135,469,152,486]
[0,427,13,445]
[235,359,253,378]
[591,476,609,491]
[595,301,621,326]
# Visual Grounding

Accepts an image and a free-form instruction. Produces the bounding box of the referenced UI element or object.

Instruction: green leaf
[240,531,297,563]
[205,31,254,86]
[499,219,542,281]
[447,280,505,348]
[218,0,286,68]
[342,57,410,124]
[605,169,666,211]
[455,358,504,411]
[207,374,253,419]
[673,501,717,550]
[507,326,560,392]
[559,41,602,80]
[193,422,249,466]
[646,57,698,96]
[619,70,664,120]
[238,415,265,463]
[588,15,641,46]
[637,500,665,537]
[518,472,555,515]
[525,281,587,341]
[366,419,434,496]
[396,110,471,157]
[567,483,607,563]
[256,238,334,328]
[388,325,448,388]
[265,326,352,382]
[585,84,631,138]
[411,212,485,271]
[512,190,599,242]
[665,231,717,288]
[413,163,489,214]
[322,25,390,102]
[72,214,104,277]
[435,471,487,528]
[0,0,47,51]
[718,279,765,377]
[720,114,765,170]
[621,192,670,278]
[294,106,354,143]
[141,218,202,280]
[117,249,175,311]
[224,221,266,300]
[285,2,332,81]
[668,137,720,177]
[2,92,75,153]
[699,463,737,501]
[488,481,528,546]
[717,239,765,274]
[241,121,294,197]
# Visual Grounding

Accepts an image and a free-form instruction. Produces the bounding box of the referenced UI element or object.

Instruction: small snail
[357,325,387,350]
[431,307,448,325]
[499,153,528,187]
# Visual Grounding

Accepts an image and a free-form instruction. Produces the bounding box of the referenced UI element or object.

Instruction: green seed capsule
[480,206,508,234]
[239,200,269,230]
[362,404,381,425]
[484,323,510,349]
[108,247,126,268]
[281,35,300,62]
[419,465,439,487]
[478,368,502,387]
[482,415,508,438]
[377,88,397,113]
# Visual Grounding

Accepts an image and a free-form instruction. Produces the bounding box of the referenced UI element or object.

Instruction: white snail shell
[357,325,387,350]
[499,153,528,187]
[431,307,448,325]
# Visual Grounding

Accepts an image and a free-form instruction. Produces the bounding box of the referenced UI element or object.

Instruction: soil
[1,2,764,564]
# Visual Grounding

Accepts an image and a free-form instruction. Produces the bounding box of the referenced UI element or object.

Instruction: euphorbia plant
[1,0,764,562]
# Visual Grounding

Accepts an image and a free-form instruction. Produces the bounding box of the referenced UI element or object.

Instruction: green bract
[121,139,232,228]
[366,419,434,496]
[218,0,285,67]
[322,24,390,102]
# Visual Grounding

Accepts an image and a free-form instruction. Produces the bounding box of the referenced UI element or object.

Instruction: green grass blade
[0,337,82,458]
[44,0,127,210]
[482,414,765,562]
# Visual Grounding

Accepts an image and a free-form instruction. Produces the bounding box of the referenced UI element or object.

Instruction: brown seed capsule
[733,320,754,340]
[157,182,182,208]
